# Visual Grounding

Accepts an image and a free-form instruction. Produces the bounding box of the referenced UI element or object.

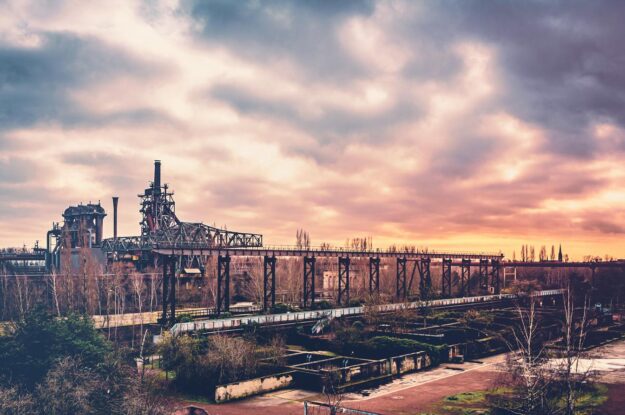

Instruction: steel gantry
[217,254,231,315]
[337,257,351,306]
[154,245,503,324]
[418,258,432,300]
[479,259,489,289]
[160,255,178,325]
[263,255,276,311]
[369,257,380,296]
[303,256,316,308]
[396,257,407,301]
[490,259,501,294]
[461,258,471,296]
[442,258,452,297]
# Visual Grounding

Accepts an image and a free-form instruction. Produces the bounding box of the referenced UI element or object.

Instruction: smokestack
[112,196,119,239]
[154,160,161,191]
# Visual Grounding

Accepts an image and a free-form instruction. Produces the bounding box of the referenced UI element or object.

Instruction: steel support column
[169,257,176,324]
[396,257,407,301]
[461,259,471,296]
[263,255,276,312]
[479,259,489,289]
[418,258,432,300]
[591,265,596,287]
[442,258,452,297]
[303,256,316,308]
[161,255,170,324]
[369,257,380,296]
[338,257,351,306]
[490,259,501,294]
[217,254,230,315]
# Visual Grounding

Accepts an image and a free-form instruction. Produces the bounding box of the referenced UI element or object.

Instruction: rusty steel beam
[338,257,351,306]
[217,254,230,316]
[263,255,276,312]
[369,257,380,297]
[303,256,316,308]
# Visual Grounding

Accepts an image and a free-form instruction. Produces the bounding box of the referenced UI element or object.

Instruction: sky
[1,0,625,260]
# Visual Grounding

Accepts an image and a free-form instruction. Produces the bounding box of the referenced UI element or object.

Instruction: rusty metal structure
[101,160,263,272]
[2,159,625,327]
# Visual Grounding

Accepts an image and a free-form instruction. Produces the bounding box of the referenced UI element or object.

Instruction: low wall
[336,359,389,384]
[389,351,431,375]
[214,371,295,403]
[447,343,464,361]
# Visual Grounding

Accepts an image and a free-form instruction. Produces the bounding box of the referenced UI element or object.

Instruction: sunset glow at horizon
[1,1,625,260]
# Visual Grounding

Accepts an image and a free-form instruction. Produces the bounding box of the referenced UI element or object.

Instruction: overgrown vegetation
[331,321,447,363]
[433,384,607,415]
[0,308,165,414]
[157,332,286,397]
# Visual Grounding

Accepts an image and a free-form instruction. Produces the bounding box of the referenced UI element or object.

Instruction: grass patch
[444,391,486,404]
[434,384,607,415]
[554,383,608,414]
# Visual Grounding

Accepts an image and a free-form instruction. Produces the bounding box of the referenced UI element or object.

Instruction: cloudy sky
[1,0,625,259]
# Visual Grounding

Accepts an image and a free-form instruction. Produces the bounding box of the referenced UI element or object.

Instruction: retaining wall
[214,371,295,403]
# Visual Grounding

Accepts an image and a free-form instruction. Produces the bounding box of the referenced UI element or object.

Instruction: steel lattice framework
[102,161,263,264]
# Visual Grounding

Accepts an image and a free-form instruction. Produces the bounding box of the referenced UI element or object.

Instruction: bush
[312,300,332,310]
[332,334,447,365]
[211,312,232,319]
[158,333,272,397]
[177,313,194,323]
[0,309,166,414]
[270,303,292,314]
[0,309,110,389]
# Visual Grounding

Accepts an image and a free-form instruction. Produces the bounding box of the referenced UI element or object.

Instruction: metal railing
[170,289,565,335]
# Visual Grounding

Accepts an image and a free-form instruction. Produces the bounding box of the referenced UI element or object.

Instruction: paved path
[176,339,625,415]
[177,354,507,414]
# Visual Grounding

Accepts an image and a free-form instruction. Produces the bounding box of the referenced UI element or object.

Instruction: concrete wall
[447,343,464,361]
[337,359,388,384]
[214,371,295,403]
[389,351,431,375]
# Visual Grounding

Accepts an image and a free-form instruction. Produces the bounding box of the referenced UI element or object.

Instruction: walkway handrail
[170,289,565,335]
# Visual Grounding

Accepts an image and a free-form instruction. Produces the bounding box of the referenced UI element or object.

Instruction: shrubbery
[331,321,447,364]
[270,303,297,314]
[312,300,333,310]
[360,336,447,364]
[0,309,165,414]
[158,333,286,397]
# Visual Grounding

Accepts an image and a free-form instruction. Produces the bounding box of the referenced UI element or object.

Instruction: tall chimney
[112,196,119,239]
[154,160,161,191]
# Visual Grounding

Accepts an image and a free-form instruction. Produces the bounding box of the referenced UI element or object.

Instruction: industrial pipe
[154,160,161,191]
[112,196,119,239]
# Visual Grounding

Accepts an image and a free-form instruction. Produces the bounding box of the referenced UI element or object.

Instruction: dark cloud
[209,82,422,162]
[430,0,625,158]
[191,1,625,160]
[581,218,625,235]
[183,0,375,82]
[0,32,164,131]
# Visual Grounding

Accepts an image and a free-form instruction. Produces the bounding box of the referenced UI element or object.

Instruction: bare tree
[296,228,311,249]
[557,287,592,415]
[321,372,344,415]
[48,272,61,317]
[498,299,551,414]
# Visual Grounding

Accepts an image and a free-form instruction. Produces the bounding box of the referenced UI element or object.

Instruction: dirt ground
[175,339,625,415]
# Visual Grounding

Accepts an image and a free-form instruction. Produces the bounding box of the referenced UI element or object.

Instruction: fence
[303,401,381,415]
